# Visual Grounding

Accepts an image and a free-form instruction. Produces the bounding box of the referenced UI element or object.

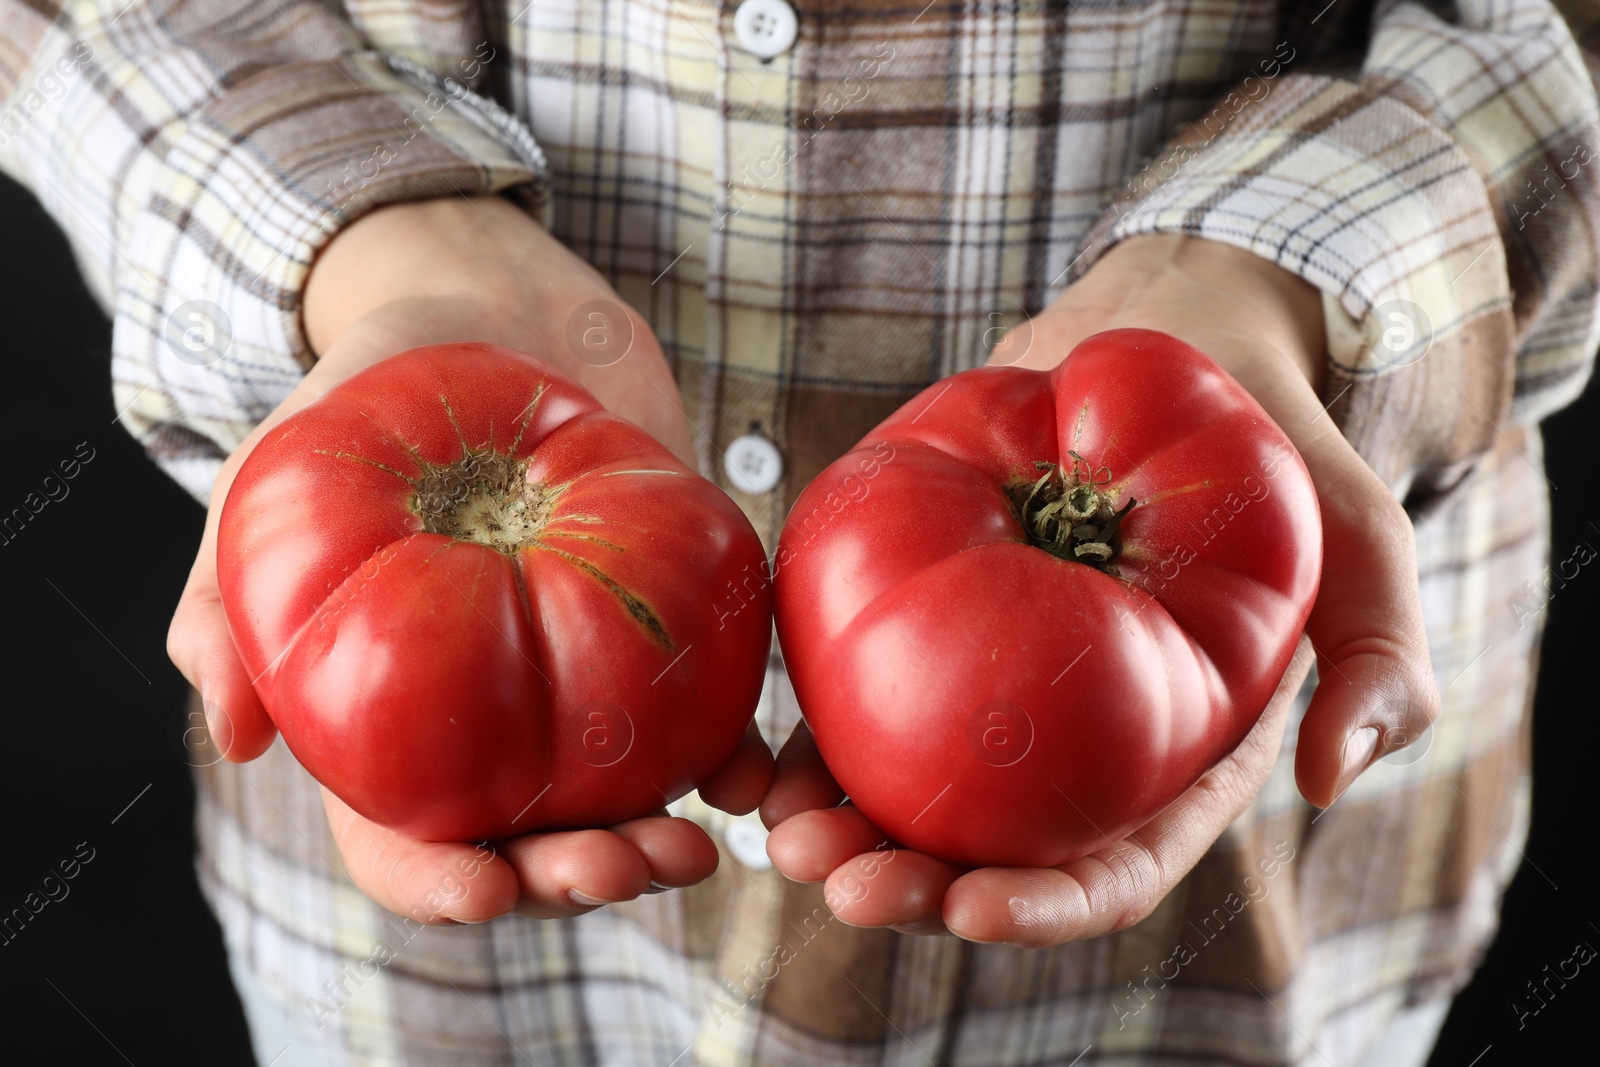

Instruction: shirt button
[724,433,783,494]
[732,0,798,59]
[725,816,774,870]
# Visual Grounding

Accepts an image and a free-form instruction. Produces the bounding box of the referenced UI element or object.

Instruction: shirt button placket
[707,0,801,541]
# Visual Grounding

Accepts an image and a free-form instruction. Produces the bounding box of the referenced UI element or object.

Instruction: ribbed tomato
[218,344,771,841]
[773,329,1321,867]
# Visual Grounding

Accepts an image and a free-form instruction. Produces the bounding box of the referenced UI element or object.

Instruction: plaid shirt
[4,1,1597,1063]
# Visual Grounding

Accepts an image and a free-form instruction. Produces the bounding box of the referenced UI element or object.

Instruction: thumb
[1292,436,1439,808]
[166,460,278,762]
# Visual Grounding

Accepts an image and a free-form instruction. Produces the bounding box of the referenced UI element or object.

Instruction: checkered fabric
[4,1,1597,1063]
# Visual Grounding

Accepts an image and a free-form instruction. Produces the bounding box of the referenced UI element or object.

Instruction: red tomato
[218,344,771,841]
[773,329,1321,868]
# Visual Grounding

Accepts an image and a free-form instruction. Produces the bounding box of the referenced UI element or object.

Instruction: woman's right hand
[167,195,774,923]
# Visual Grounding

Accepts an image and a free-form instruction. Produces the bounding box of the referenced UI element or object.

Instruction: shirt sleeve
[0,1,547,502]
[1072,0,1600,501]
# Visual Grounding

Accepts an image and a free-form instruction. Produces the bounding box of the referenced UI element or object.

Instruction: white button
[724,433,783,494]
[725,816,774,869]
[732,0,798,59]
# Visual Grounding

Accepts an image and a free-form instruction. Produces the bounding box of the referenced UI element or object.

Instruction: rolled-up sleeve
[1073,1,1600,499]
[0,1,546,501]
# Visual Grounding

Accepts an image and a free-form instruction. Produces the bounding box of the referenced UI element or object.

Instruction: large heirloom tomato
[218,344,771,841]
[774,329,1321,868]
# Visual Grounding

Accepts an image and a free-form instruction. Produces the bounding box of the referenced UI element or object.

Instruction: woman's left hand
[759,234,1439,945]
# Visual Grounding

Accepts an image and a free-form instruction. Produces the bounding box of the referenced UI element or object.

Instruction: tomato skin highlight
[773,329,1322,868]
[218,344,772,841]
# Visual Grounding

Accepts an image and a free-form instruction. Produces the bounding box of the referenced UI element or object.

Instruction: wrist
[302,196,599,358]
[1088,235,1326,392]
[296,195,697,469]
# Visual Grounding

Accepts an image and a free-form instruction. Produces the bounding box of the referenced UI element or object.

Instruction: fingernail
[567,889,613,907]
[200,679,233,758]
[1335,727,1380,800]
[643,881,673,895]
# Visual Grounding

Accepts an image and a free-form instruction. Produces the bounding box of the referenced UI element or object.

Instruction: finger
[822,849,964,931]
[766,805,886,883]
[1290,435,1438,808]
[607,814,720,889]
[759,721,846,829]
[166,460,277,762]
[945,639,1309,947]
[164,322,424,764]
[696,721,775,816]
[322,788,520,924]
[498,827,654,919]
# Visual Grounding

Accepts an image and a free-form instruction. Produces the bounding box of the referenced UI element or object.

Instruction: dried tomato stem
[412,449,557,553]
[1013,456,1135,567]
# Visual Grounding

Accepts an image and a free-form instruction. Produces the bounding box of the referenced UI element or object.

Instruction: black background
[0,172,1593,1064]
